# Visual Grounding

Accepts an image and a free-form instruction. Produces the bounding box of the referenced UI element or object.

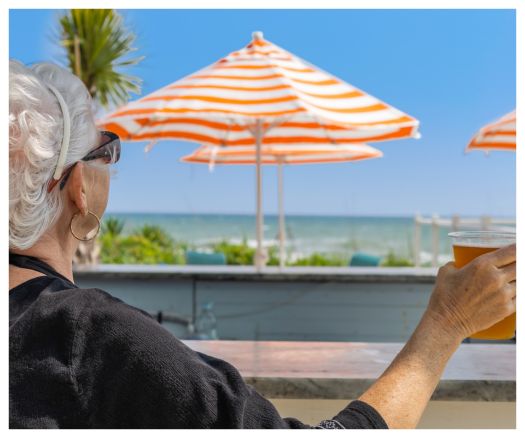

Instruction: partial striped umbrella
[100,31,419,269]
[182,143,382,165]
[466,110,516,153]
[181,143,382,267]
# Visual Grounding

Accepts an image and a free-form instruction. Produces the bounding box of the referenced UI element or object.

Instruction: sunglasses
[47,131,121,193]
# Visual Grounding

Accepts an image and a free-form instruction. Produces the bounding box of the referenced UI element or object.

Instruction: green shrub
[98,220,415,268]
[212,239,255,265]
[99,221,186,264]
[211,239,283,266]
[266,245,281,266]
[290,252,346,267]
[101,216,124,236]
[136,224,174,247]
[381,251,414,267]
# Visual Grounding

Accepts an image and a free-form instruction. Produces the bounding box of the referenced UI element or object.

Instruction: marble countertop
[183,340,515,401]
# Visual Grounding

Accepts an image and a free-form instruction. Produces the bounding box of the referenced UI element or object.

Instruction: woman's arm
[358,308,462,428]
[358,244,516,428]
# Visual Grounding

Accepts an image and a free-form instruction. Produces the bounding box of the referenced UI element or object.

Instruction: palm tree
[58,9,143,109]
[101,217,125,237]
[58,10,143,265]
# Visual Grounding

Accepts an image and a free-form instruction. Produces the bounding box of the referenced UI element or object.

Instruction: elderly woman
[9,60,516,429]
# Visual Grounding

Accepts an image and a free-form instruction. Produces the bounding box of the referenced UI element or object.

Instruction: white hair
[9,60,99,250]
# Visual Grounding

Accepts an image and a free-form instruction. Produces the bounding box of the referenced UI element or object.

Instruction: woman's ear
[67,162,88,216]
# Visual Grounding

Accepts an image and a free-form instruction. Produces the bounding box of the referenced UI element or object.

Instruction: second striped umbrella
[181,143,383,267]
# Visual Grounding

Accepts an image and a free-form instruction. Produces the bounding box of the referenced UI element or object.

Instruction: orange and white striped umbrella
[466,110,516,152]
[101,31,419,146]
[181,143,383,267]
[99,31,419,269]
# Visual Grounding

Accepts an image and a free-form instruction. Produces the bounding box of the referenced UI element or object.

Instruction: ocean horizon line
[104,211,516,220]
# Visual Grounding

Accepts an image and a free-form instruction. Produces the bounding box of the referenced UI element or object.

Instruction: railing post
[451,214,460,232]
[431,213,440,267]
[414,213,422,267]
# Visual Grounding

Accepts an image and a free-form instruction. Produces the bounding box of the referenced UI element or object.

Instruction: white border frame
[3,1,522,435]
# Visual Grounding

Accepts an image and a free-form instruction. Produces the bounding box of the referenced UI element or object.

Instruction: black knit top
[9,254,388,429]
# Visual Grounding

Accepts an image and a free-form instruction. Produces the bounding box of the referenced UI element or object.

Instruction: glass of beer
[448,231,516,340]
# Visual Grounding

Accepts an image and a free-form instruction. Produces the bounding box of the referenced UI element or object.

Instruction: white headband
[47,84,71,181]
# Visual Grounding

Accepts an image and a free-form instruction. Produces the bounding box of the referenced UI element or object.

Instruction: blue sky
[9,9,516,217]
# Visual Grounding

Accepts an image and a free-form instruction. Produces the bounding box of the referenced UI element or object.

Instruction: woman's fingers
[507,295,517,315]
[487,243,516,268]
[505,281,517,299]
[499,262,516,282]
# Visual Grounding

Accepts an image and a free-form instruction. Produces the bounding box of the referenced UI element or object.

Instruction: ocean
[102,213,513,264]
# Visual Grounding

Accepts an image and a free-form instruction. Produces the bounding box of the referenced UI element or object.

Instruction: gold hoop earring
[69,211,101,241]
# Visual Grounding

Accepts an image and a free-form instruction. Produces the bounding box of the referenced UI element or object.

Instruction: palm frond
[58,9,143,109]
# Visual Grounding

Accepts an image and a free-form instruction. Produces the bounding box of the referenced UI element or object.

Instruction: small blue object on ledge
[186,251,227,265]
[349,252,381,267]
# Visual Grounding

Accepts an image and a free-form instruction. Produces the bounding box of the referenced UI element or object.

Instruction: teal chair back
[349,252,381,267]
[186,251,227,265]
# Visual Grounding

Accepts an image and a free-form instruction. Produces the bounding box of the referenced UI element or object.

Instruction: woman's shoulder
[55,286,174,358]
[67,286,155,328]
[15,280,156,334]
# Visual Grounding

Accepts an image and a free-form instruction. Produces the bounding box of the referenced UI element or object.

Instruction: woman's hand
[358,243,516,428]
[426,243,516,340]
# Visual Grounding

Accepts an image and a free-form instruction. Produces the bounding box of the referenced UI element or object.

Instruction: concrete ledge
[74,264,438,283]
[183,340,515,402]
[246,377,515,402]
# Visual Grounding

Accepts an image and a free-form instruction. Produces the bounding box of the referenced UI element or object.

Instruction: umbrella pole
[277,160,286,269]
[255,119,265,271]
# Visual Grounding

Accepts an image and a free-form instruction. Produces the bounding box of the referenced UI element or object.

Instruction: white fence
[413,214,516,267]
